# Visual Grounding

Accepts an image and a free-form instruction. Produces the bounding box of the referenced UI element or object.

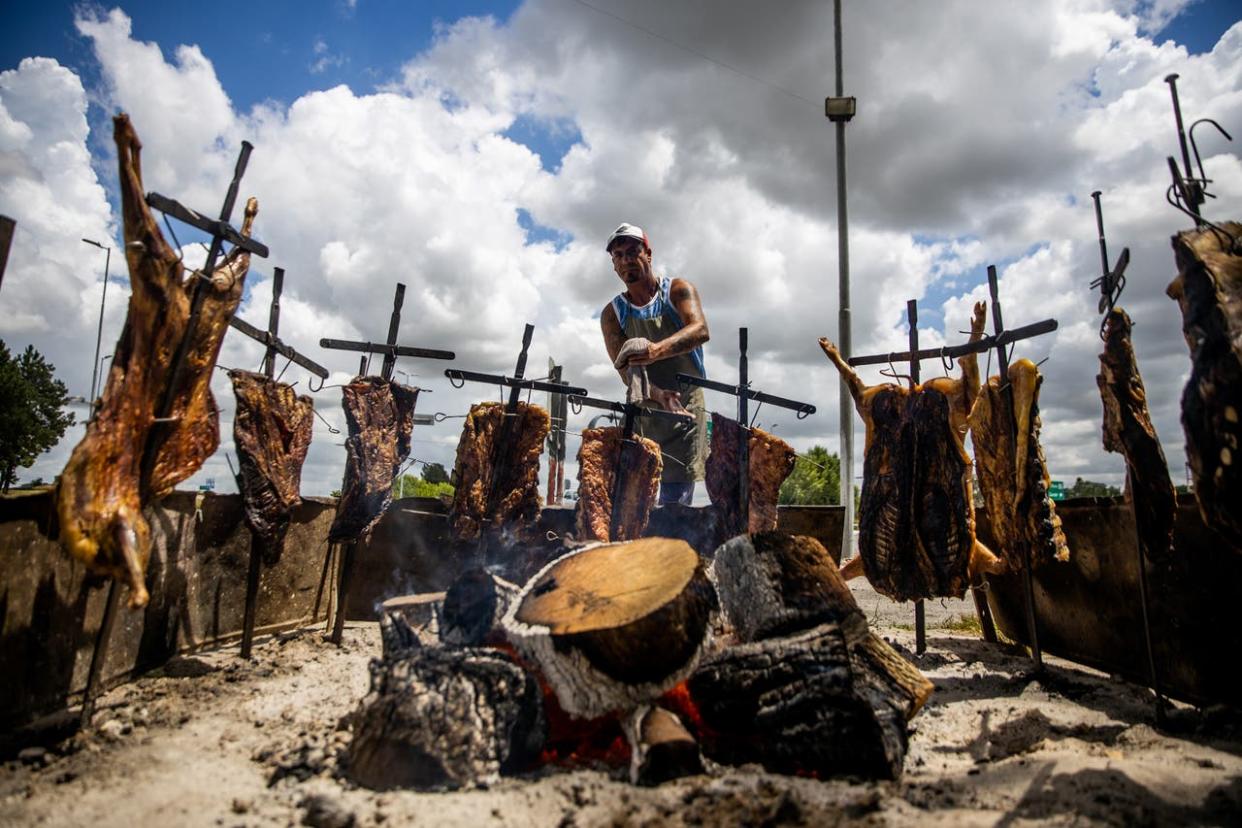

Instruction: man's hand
[614,337,656,368]
[646,386,691,416]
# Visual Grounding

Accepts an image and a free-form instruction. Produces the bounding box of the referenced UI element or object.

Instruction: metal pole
[79,581,121,728]
[737,328,750,530]
[908,301,927,655]
[84,240,111,412]
[833,0,855,558]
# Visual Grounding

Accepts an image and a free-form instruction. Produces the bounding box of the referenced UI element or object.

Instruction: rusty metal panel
[982,494,1242,707]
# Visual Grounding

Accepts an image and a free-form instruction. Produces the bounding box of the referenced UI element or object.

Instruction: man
[600,222,710,505]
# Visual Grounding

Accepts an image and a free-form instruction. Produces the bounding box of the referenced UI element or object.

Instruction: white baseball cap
[605,222,649,252]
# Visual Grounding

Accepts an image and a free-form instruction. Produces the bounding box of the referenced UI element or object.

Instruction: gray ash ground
[2,581,1240,827]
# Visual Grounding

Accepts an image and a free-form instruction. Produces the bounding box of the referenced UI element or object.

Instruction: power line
[570,0,819,110]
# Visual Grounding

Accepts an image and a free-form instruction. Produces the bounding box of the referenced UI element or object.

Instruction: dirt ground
[2,581,1240,827]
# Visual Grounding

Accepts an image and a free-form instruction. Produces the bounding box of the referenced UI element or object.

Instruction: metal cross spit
[847,281,1058,666]
[82,140,268,728]
[1163,73,1234,234]
[319,282,456,644]
[1090,194,1166,722]
[226,267,330,659]
[444,324,587,554]
[567,393,698,542]
[678,327,817,532]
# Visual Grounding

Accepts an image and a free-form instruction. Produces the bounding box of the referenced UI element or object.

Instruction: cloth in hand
[614,337,652,404]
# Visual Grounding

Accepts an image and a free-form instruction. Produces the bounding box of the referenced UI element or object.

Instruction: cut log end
[626,705,704,786]
[504,537,716,719]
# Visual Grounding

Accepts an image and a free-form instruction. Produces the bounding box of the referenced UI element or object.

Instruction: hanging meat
[818,302,1000,602]
[575,427,662,542]
[1096,308,1176,566]
[56,114,259,608]
[705,413,796,537]
[229,370,315,562]
[328,377,419,543]
[969,358,1069,572]
[1167,222,1242,549]
[448,401,550,541]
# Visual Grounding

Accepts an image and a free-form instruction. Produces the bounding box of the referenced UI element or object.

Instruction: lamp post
[82,238,112,413]
[826,0,857,559]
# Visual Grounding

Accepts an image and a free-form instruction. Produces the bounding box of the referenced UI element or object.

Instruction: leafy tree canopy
[393,473,454,500]
[778,445,841,506]
[1064,476,1121,498]
[421,461,450,485]
[0,340,75,492]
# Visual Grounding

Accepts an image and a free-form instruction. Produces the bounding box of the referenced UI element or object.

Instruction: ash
[2,583,1241,827]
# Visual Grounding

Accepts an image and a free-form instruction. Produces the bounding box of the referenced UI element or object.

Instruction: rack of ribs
[969,358,1069,572]
[1167,222,1242,550]
[328,377,419,543]
[229,370,315,562]
[575,427,662,542]
[56,114,258,608]
[819,302,1000,601]
[705,412,797,537]
[448,401,550,541]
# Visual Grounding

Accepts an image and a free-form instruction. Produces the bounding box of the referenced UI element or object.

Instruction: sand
[2,581,1239,827]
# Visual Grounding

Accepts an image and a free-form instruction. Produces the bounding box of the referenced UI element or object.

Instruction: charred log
[56,114,258,608]
[711,531,861,642]
[1098,309,1176,566]
[706,413,796,537]
[449,402,550,541]
[503,537,716,719]
[328,378,419,543]
[1167,222,1242,549]
[229,370,314,563]
[687,623,914,780]
[440,569,519,647]
[347,647,545,791]
[575,427,662,542]
[625,705,704,786]
[379,593,444,657]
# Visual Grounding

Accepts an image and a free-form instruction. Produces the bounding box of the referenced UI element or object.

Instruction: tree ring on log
[503,537,717,719]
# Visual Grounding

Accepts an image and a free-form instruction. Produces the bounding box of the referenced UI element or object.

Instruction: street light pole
[826,0,857,559]
[82,238,112,415]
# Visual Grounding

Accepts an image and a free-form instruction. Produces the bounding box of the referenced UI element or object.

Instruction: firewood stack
[347,532,932,790]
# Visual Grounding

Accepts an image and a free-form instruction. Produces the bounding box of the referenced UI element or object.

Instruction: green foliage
[393,473,454,500]
[778,445,841,506]
[421,462,450,485]
[1064,476,1121,498]
[0,340,75,492]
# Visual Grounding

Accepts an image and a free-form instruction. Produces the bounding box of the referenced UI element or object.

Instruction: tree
[421,461,450,485]
[0,340,75,492]
[778,445,841,506]
[393,473,454,500]
[1065,477,1120,498]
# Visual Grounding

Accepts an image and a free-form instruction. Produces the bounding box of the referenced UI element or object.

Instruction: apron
[611,277,708,483]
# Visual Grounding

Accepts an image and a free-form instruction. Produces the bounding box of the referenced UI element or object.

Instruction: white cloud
[5,2,1242,498]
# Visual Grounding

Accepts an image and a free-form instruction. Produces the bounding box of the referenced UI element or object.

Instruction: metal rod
[79,581,121,728]
[988,265,1043,672]
[675,374,816,415]
[321,338,456,361]
[1164,74,1204,222]
[1091,191,1110,285]
[239,534,264,659]
[330,541,356,645]
[144,191,269,257]
[446,369,587,397]
[568,395,692,424]
[477,324,536,553]
[1125,467,1166,723]
[833,0,855,564]
[230,316,329,378]
[0,215,14,292]
[85,241,111,412]
[263,267,283,378]
[846,319,1058,367]
[907,301,927,655]
[381,283,406,381]
[738,328,750,531]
